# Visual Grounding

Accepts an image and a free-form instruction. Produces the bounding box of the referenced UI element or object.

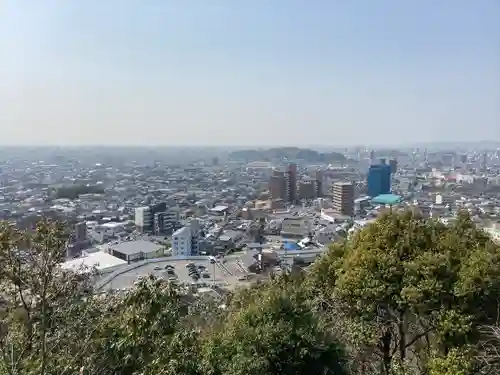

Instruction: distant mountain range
[228,147,347,164]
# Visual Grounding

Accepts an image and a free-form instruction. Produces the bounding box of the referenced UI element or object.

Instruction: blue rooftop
[283,242,300,251]
[371,194,402,205]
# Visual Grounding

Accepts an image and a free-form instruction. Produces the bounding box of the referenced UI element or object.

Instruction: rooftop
[283,242,301,251]
[61,252,127,272]
[109,240,163,255]
[333,181,353,186]
[371,194,402,205]
[210,205,229,212]
[173,226,190,237]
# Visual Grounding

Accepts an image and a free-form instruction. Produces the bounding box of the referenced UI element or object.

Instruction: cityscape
[1,1,499,374]
[1,145,500,292]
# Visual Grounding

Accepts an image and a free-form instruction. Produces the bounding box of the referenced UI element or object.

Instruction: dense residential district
[0,146,499,295]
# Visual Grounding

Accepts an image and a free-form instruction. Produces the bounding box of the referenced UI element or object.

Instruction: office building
[380,158,387,165]
[153,210,181,236]
[332,182,354,217]
[150,202,167,214]
[367,164,391,197]
[135,202,169,234]
[171,219,201,257]
[389,159,398,174]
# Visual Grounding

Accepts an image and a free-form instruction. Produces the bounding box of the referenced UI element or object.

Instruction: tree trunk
[398,310,406,361]
[381,329,392,375]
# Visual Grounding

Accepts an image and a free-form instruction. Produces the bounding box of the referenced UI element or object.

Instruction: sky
[0,1,499,147]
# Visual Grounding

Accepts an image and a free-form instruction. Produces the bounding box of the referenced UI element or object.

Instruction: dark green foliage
[306,210,500,374]
[201,277,346,375]
[51,185,104,200]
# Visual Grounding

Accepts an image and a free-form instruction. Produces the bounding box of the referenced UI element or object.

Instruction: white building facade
[134,206,152,229]
[172,227,192,257]
[171,219,201,257]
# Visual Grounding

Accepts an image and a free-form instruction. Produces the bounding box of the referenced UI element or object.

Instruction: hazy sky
[0,1,499,147]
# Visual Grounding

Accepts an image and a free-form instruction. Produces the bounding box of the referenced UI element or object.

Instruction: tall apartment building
[269,163,298,204]
[367,164,391,197]
[171,219,201,257]
[171,227,192,257]
[332,182,354,217]
[269,170,287,200]
[286,163,297,203]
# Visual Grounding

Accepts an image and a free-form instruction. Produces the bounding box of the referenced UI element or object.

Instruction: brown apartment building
[332,181,354,217]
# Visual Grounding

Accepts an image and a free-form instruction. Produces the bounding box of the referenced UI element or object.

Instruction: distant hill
[229,147,347,164]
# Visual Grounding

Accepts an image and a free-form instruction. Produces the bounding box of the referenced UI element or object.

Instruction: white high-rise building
[171,219,201,257]
[134,206,152,232]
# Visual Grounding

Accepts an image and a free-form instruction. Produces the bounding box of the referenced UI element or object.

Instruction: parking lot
[103,257,252,291]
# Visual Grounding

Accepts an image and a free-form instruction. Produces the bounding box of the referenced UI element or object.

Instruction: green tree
[82,276,192,375]
[307,210,500,374]
[427,348,473,375]
[200,275,347,375]
[0,220,98,375]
